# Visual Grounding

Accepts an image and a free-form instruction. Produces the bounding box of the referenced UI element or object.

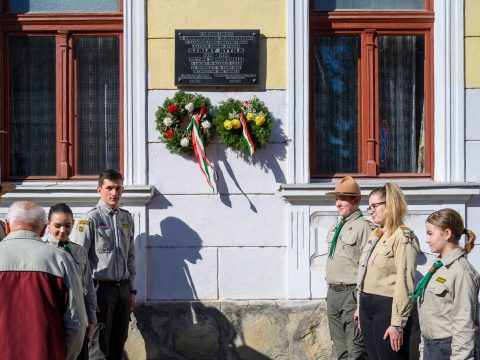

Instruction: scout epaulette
[399,225,419,249]
[400,225,415,242]
[364,219,377,231]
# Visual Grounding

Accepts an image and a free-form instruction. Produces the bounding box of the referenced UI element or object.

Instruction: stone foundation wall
[124,300,336,360]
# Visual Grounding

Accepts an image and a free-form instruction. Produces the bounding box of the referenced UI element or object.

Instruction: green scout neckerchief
[58,240,77,263]
[328,212,363,258]
[411,260,443,300]
[328,217,347,258]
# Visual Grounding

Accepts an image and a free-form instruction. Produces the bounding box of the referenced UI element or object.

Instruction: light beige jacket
[418,248,480,360]
[358,226,419,327]
[326,210,373,285]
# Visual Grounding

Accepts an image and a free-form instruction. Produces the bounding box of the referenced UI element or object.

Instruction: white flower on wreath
[180,137,190,147]
[163,117,173,127]
[185,102,195,113]
[201,120,211,130]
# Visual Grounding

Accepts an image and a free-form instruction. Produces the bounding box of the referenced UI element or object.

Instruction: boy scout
[325,176,373,360]
[0,182,16,240]
[72,169,136,360]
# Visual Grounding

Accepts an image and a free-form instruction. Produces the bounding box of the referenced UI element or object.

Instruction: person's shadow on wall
[135,217,271,360]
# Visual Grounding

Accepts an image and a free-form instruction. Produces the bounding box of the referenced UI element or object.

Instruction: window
[309,0,433,178]
[0,1,123,180]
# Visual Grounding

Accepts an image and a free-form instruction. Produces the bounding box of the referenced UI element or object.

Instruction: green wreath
[155,91,213,156]
[213,96,273,155]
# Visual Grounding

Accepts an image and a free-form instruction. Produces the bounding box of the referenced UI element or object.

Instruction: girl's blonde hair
[426,208,476,254]
[369,183,407,234]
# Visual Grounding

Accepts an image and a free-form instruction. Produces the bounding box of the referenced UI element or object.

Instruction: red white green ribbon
[239,111,255,156]
[187,113,217,190]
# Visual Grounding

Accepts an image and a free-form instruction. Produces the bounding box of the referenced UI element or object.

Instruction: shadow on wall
[216,110,288,211]
[136,217,271,359]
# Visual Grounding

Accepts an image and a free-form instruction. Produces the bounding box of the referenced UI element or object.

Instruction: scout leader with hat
[356,183,420,360]
[413,208,480,360]
[0,182,16,240]
[325,176,374,360]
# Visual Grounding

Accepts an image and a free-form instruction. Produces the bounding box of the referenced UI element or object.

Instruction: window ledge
[1,183,154,206]
[279,181,480,204]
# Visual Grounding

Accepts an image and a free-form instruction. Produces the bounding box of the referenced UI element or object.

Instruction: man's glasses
[366,202,385,212]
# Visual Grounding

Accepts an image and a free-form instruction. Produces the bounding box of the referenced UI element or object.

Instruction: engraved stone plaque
[175,29,260,86]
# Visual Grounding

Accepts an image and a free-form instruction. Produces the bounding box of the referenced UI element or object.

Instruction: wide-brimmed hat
[0,182,16,195]
[326,176,361,197]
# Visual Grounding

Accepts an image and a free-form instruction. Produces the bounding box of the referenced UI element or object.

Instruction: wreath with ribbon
[213,96,273,156]
[155,91,216,188]
[155,91,213,155]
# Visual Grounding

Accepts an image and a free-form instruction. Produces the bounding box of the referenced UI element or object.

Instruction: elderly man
[0,201,87,360]
[0,181,15,240]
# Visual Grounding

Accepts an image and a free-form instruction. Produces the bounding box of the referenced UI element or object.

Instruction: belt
[95,279,130,287]
[329,284,356,292]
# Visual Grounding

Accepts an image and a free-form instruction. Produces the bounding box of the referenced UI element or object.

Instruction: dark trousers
[327,286,368,360]
[77,333,89,360]
[423,337,452,360]
[96,283,131,360]
[359,292,412,360]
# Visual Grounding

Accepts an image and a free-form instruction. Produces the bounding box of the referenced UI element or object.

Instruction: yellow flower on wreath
[255,115,266,126]
[224,120,233,130]
[231,119,241,129]
[246,112,255,121]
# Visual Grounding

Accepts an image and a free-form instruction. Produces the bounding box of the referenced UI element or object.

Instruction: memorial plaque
[175,29,260,86]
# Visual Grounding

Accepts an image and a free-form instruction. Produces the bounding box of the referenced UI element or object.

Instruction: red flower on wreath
[200,106,208,116]
[167,104,179,113]
[165,130,174,139]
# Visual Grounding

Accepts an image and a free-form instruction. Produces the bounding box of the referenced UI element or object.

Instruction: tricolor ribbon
[187,113,217,190]
[239,111,255,156]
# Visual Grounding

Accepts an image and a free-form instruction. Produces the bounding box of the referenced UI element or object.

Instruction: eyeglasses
[366,202,385,212]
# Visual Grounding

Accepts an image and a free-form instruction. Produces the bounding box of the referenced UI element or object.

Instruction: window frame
[309,1,434,178]
[0,4,124,181]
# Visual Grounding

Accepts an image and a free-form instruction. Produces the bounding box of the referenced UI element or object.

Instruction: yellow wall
[147,0,286,90]
[465,0,480,88]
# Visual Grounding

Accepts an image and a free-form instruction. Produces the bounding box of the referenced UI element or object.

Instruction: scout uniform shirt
[45,233,97,325]
[71,200,135,289]
[418,248,480,360]
[326,210,373,285]
[358,226,419,327]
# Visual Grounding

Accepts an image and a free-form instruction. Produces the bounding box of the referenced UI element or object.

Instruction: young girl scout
[45,203,97,360]
[413,208,480,360]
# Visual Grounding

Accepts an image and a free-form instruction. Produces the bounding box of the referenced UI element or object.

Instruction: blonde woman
[413,208,480,360]
[356,183,420,360]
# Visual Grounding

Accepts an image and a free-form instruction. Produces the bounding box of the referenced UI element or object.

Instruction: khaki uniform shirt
[326,210,373,285]
[418,248,480,360]
[358,226,419,327]
[71,200,135,289]
[45,234,97,324]
[0,220,6,241]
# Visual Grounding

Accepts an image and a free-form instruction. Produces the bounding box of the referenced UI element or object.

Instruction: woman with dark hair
[46,203,97,360]
[414,208,480,360]
[356,183,420,360]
